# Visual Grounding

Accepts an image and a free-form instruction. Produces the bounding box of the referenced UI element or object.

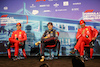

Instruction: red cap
[16,23,21,26]
[80,20,85,25]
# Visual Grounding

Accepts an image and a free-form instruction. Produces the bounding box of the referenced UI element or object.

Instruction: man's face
[16,25,21,30]
[48,24,53,30]
[80,23,85,28]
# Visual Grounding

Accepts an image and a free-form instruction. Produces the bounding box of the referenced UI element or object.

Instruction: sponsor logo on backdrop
[43,10,51,12]
[83,10,100,21]
[48,0,53,1]
[3,6,8,10]
[48,0,58,1]
[96,26,100,30]
[32,10,39,15]
[71,8,79,11]
[53,3,59,7]
[73,2,81,5]
[0,17,16,24]
[39,4,50,7]
[63,1,69,6]
[55,9,67,12]
[30,4,36,8]
[36,0,46,2]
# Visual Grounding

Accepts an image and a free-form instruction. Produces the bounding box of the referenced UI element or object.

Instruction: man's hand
[47,34,50,38]
[18,39,22,41]
[92,37,96,40]
[35,41,41,46]
[43,34,51,39]
[82,30,85,34]
[89,40,95,47]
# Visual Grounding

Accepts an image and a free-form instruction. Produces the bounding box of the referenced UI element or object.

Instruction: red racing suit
[74,26,98,57]
[8,30,27,58]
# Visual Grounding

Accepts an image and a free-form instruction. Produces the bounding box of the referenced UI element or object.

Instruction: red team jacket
[10,30,27,42]
[76,26,98,42]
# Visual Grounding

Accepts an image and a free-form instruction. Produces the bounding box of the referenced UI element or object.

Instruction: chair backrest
[84,45,90,47]
[57,31,59,36]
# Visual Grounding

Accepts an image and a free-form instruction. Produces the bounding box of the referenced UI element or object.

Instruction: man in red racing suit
[70,20,98,62]
[7,23,27,60]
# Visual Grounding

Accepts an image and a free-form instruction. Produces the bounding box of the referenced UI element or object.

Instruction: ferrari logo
[19,32,22,34]
[81,21,83,23]
[18,23,20,24]
[15,34,17,36]
[86,28,88,31]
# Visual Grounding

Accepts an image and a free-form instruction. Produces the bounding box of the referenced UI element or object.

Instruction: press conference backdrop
[0,0,100,56]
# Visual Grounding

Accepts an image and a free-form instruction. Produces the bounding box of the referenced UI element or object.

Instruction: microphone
[16,38,18,40]
[86,35,89,38]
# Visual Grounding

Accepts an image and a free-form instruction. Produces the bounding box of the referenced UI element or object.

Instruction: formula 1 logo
[84,10,94,13]
[83,9,100,22]
[0,15,8,26]
[36,0,46,2]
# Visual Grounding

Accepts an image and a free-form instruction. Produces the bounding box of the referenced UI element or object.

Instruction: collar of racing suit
[81,26,87,29]
[17,29,22,31]
[48,29,53,31]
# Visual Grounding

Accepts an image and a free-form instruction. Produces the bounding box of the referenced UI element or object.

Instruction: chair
[84,42,94,59]
[7,41,26,59]
[44,31,60,60]
[75,39,94,59]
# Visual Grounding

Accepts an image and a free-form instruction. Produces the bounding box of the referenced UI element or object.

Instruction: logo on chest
[46,31,53,36]
[15,34,17,37]
[19,32,22,37]
[86,28,90,34]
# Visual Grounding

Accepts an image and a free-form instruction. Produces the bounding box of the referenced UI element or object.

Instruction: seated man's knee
[14,43,19,47]
[9,38,12,41]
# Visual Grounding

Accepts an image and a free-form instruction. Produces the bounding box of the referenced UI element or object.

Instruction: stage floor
[0,57,100,67]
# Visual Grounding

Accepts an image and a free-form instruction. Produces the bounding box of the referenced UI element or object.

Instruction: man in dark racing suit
[35,22,60,62]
